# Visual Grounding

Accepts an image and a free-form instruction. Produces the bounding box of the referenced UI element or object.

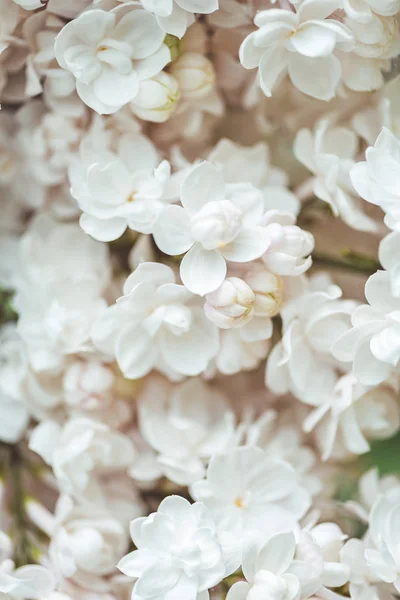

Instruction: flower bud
[190,200,242,250]
[205,277,255,329]
[244,267,283,318]
[131,72,180,123]
[170,52,216,99]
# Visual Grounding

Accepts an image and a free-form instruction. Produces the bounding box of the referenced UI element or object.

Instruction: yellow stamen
[234,497,244,509]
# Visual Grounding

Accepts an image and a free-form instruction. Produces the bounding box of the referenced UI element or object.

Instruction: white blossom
[153,161,270,295]
[70,129,176,242]
[0,532,55,599]
[333,270,400,385]
[190,446,311,551]
[267,277,356,405]
[55,7,170,114]
[29,418,135,498]
[118,495,239,600]
[294,120,378,232]
[138,376,236,485]
[239,1,354,101]
[92,262,219,379]
[351,127,400,231]
[304,374,400,460]
[365,495,400,592]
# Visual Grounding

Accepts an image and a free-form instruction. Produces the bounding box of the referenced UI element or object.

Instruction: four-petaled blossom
[55,8,170,114]
[239,0,354,101]
[190,446,311,551]
[118,495,239,600]
[153,161,270,295]
[92,262,219,379]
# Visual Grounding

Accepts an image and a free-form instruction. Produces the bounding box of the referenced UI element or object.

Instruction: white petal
[258,45,288,97]
[289,23,338,57]
[181,161,225,214]
[226,582,251,600]
[180,245,227,295]
[115,9,165,59]
[239,32,266,69]
[221,227,270,262]
[79,213,127,242]
[297,0,344,22]
[176,0,218,13]
[115,326,157,378]
[92,67,139,108]
[288,53,341,101]
[256,531,297,575]
[153,205,193,255]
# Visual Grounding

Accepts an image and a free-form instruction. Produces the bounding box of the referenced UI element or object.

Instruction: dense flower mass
[2,1,400,600]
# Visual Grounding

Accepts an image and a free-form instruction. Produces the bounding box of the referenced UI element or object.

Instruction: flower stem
[312,250,379,275]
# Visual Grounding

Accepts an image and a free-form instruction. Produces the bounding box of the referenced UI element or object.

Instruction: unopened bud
[205,277,255,329]
[170,53,216,100]
[131,72,180,123]
[244,268,283,317]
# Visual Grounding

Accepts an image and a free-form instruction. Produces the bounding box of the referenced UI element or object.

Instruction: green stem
[312,252,379,275]
[0,443,35,567]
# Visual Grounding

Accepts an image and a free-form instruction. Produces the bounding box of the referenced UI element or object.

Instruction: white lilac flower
[304,374,400,460]
[239,0,354,101]
[0,532,55,599]
[92,262,219,379]
[344,0,400,20]
[214,328,270,375]
[350,127,400,231]
[141,0,219,38]
[49,494,129,589]
[54,7,170,114]
[207,138,300,216]
[29,418,135,499]
[13,215,111,373]
[190,446,311,551]
[332,270,400,386]
[153,161,270,295]
[70,130,176,242]
[294,120,378,232]
[266,277,356,405]
[117,495,239,600]
[364,495,400,592]
[226,532,301,600]
[138,376,236,485]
